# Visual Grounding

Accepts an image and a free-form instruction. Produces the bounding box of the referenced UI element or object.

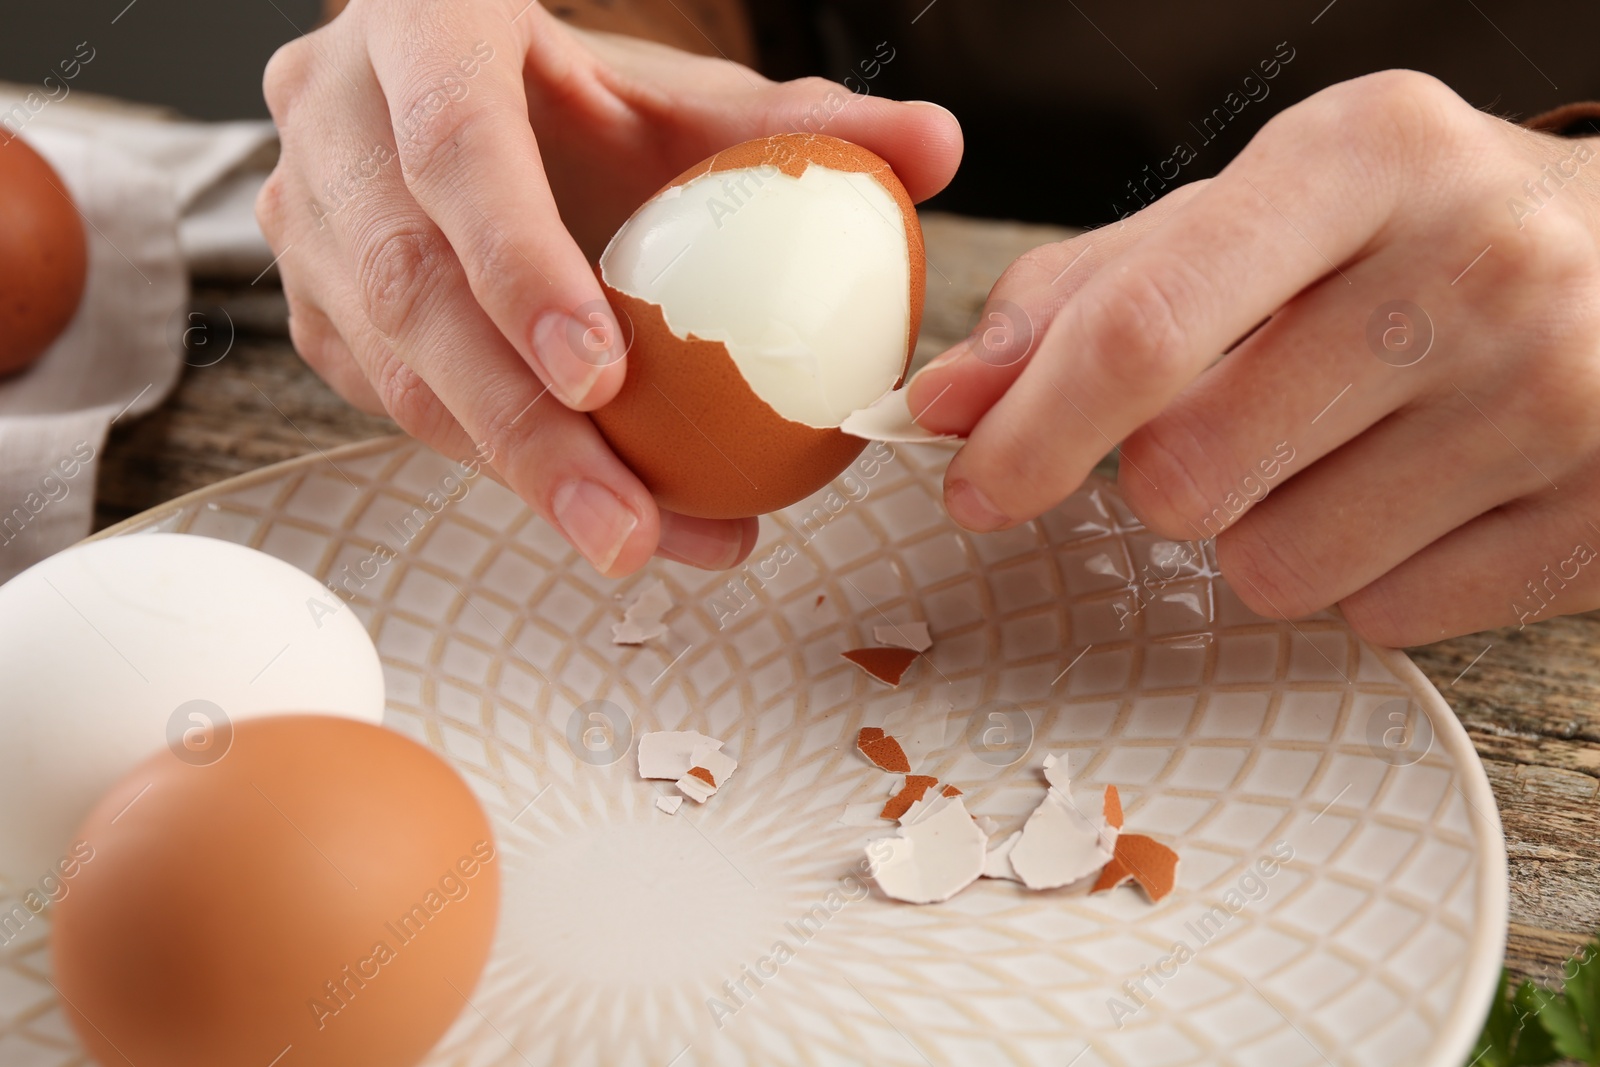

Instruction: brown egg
[52,715,500,1067]
[0,135,87,376]
[592,134,924,519]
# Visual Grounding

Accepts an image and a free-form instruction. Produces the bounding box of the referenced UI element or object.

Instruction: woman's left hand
[908,70,1600,646]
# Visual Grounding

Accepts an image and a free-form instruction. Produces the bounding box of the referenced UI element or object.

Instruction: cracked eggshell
[612,578,672,645]
[873,621,932,652]
[593,134,924,519]
[1009,786,1115,891]
[637,730,723,780]
[983,830,1024,882]
[869,795,987,905]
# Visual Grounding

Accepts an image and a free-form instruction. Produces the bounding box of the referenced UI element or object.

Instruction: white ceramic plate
[2,435,1506,1067]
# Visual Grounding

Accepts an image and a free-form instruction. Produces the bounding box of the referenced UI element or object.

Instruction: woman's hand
[907,70,1600,645]
[257,0,962,576]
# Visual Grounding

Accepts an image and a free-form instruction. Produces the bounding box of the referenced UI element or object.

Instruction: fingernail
[656,511,744,571]
[531,309,614,407]
[906,347,963,406]
[551,480,639,573]
[915,346,965,379]
[945,479,1009,532]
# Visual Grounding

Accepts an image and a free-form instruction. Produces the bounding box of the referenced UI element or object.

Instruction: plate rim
[89,433,1510,1066]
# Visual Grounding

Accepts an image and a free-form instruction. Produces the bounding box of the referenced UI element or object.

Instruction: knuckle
[1338,585,1418,648]
[1118,414,1231,540]
[1214,514,1327,620]
[255,168,291,243]
[285,301,328,366]
[1288,70,1472,174]
[286,304,348,380]
[1490,350,1600,463]
[1004,240,1080,288]
[354,223,449,339]
[1076,263,1195,393]
[372,353,451,441]
[1499,208,1600,289]
[392,83,479,185]
[286,297,365,402]
[262,39,312,124]
[472,394,548,478]
[786,77,853,130]
[455,225,536,312]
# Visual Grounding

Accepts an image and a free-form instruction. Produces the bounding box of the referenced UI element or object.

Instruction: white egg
[0,533,384,889]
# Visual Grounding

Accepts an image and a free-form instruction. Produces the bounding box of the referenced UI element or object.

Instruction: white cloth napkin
[0,86,278,582]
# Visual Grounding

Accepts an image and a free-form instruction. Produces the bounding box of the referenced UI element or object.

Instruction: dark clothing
[750,0,1600,227]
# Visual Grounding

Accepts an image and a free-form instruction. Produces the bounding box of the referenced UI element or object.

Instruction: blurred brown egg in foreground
[51,714,500,1067]
[0,136,87,376]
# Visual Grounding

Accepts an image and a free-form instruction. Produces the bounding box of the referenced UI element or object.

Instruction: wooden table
[95,212,1600,992]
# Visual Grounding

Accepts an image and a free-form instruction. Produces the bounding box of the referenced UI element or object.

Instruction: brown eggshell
[881,775,941,820]
[842,646,919,686]
[51,715,500,1067]
[0,136,87,376]
[1091,832,1180,902]
[857,726,912,774]
[1103,783,1124,831]
[591,134,924,519]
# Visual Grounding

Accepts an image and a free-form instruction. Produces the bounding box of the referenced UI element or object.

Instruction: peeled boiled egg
[0,134,87,375]
[52,714,500,1067]
[592,134,925,518]
[0,533,384,892]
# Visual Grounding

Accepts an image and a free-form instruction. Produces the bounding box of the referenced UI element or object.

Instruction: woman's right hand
[257,0,963,576]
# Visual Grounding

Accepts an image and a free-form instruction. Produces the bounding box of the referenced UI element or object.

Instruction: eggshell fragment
[857,727,911,774]
[656,795,684,815]
[869,795,988,904]
[898,790,945,827]
[873,621,933,652]
[840,388,960,444]
[838,802,893,827]
[1042,751,1072,793]
[843,647,918,686]
[637,730,723,780]
[941,784,963,798]
[1103,783,1124,831]
[1092,833,1180,902]
[593,134,924,519]
[612,578,672,644]
[1009,789,1114,890]
[676,744,738,803]
[982,830,1024,882]
[1009,756,1117,891]
[881,775,940,821]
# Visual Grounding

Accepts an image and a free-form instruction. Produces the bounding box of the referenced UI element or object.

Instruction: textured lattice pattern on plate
[0,436,1505,1067]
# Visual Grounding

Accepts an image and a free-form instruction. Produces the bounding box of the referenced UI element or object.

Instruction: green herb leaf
[1539,941,1600,1064]
[1471,969,1559,1067]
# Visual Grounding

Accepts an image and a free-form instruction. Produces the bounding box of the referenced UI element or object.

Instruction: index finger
[365,1,623,412]
[940,83,1414,532]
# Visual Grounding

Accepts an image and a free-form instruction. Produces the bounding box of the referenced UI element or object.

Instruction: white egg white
[601,163,911,429]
